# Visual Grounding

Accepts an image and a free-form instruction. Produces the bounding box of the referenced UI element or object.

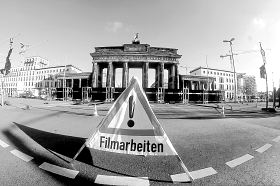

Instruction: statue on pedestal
[132,33,140,44]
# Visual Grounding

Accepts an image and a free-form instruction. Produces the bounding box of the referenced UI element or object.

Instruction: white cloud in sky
[105,21,124,33]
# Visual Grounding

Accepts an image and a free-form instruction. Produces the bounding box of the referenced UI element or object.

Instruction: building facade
[190,67,236,101]
[0,56,82,97]
[90,39,181,102]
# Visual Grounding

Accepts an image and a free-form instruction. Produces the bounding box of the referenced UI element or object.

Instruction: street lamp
[223,38,237,103]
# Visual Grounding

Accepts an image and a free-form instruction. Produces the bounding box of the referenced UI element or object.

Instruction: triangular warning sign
[78,77,192,182]
[86,77,177,156]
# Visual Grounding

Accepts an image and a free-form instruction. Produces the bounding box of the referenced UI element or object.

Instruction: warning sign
[86,77,179,156]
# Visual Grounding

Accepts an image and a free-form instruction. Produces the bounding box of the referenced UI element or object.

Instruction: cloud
[105,21,124,32]
[253,18,266,29]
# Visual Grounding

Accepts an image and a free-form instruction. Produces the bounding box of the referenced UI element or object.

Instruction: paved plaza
[0,97,280,185]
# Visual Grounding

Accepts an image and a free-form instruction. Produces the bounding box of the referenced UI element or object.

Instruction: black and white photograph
[1,0,280,185]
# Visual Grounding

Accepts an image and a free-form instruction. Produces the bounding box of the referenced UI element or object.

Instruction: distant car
[19,91,34,98]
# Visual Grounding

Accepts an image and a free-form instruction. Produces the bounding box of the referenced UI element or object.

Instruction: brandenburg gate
[90,36,182,102]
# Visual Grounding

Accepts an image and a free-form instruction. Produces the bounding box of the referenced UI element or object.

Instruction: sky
[0,0,279,91]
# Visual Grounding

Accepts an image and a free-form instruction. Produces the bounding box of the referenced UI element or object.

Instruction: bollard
[93,104,99,116]
[221,106,225,117]
[25,105,30,110]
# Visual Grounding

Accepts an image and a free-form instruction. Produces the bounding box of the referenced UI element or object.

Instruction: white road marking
[95,175,149,186]
[256,144,272,153]
[226,154,254,168]
[190,167,217,180]
[0,139,9,148]
[272,136,280,142]
[170,173,192,182]
[39,162,79,179]
[10,149,33,162]
[171,167,217,182]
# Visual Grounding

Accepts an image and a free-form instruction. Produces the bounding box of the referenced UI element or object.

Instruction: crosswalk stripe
[10,149,33,162]
[39,162,79,179]
[95,175,149,186]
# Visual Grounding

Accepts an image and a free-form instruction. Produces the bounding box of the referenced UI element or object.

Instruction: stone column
[122,62,128,88]
[106,62,113,87]
[175,64,179,89]
[91,62,98,88]
[168,64,175,89]
[98,66,103,88]
[79,78,81,88]
[71,79,74,88]
[112,66,116,88]
[142,62,149,88]
[159,62,164,87]
[155,66,159,88]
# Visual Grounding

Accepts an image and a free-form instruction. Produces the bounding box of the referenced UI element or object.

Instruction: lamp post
[223,38,237,102]
[1,38,13,106]
[63,65,66,101]
[0,61,4,106]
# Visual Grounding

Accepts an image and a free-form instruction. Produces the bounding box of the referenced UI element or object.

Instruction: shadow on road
[4,123,178,185]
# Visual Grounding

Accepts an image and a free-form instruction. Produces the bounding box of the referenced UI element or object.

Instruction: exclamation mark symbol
[127,95,135,128]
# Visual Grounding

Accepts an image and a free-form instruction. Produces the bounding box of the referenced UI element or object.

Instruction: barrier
[184,91,223,103]
[182,88,189,104]
[221,106,225,117]
[203,90,208,104]
[93,104,99,116]
[105,87,115,102]
[157,87,164,103]
[82,87,92,102]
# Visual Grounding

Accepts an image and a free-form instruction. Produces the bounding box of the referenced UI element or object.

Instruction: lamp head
[223,38,235,43]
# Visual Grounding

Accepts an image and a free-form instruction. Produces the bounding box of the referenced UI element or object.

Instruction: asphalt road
[0,98,280,185]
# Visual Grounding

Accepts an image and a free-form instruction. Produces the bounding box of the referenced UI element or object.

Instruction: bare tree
[244,75,257,100]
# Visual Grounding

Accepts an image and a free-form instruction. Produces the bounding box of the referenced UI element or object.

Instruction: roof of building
[180,74,215,81]
[38,64,82,72]
[190,66,234,73]
[56,72,91,79]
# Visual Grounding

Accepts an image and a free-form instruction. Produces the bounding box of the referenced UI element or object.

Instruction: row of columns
[184,80,215,91]
[91,62,179,89]
[58,78,87,88]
